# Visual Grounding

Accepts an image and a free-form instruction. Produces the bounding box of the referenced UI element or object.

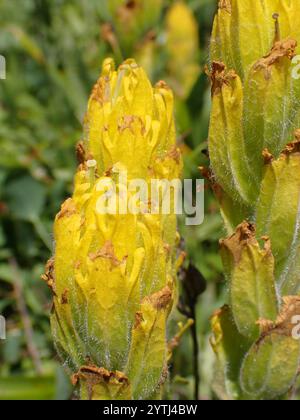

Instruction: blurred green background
[0,0,224,400]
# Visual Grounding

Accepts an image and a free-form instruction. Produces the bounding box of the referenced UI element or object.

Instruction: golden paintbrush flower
[45,59,182,400]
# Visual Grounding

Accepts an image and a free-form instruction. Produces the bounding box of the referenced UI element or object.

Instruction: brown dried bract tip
[91,76,107,104]
[143,286,173,310]
[219,0,232,14]
[253,38,297,80]
[118,115,145,135]
[61,289,69,305]
[262,148,274,164]
[104,166,113,177]
[72,365,130,400]
[257,296,300,338]
[220,222,256,264]
[208,61,237,96]
[167,146,181,164]
[89,241,122,268]
[261,235,272,253]
[72,366,129,386]
[281,130,300,156]
[57,198,77,219]
[76,142,86,165]
[41,258,56,294]
[134,311,144,329]
[155,80,170,90]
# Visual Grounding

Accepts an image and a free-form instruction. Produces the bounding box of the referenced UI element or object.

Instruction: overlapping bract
[208,0,300,400]
[47,59,182,400]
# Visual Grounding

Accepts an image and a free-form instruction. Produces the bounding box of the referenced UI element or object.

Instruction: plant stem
[191,305,200,401]
[10,258,43,376]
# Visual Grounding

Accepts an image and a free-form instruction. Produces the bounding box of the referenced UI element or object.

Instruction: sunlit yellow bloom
[47,59,182,400]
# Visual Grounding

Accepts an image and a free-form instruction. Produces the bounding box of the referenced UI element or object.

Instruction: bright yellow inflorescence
[47,59,182,400]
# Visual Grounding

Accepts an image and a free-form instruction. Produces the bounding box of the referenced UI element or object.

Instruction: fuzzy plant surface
[206,0,300,400]
[43,59,182,400]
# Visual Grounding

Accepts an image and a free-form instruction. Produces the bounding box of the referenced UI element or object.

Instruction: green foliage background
[0,0,222,399]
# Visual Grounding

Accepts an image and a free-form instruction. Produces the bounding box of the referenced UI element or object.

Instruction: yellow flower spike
[165,0,200,99]
[45,59,182,400]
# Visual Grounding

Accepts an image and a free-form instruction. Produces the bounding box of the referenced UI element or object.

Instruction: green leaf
[256,149,300,295]
[221,223,278,341]
[6,176,46,222]
[241,296,300,400]
[241,333,300,400]
[208,64,255,207]
[211,305,251,400]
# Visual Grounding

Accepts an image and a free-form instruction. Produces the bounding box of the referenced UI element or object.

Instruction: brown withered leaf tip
[61,289,69,305]
[257,296,300,339]
[155,80,170,90]
[72,366,129,386]
[167,146,181,164]
[208,61,237,96]
[134,311,144,329]
[219,0,232,14]
[89,241,123,268]
[118,115,145,135]
[76,142,86,165]
[91,77,107,104]
[143,285,173,310]
[281,129,300,156]
[104,166,114,177]
[41,257,56,295]
[220,222,258,264]
[57,198,77,219]
[253,38,297,80]
[262,148,274,164]
[72,366,130,400]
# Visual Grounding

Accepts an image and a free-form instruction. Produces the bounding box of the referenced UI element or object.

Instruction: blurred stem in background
[10,257,43,376]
